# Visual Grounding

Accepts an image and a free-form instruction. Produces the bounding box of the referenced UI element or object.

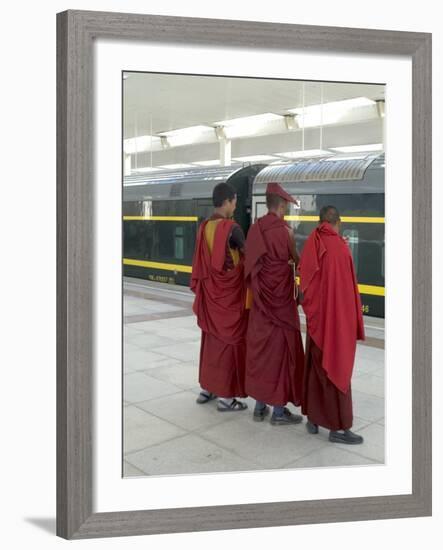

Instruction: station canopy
[123,72,385,175]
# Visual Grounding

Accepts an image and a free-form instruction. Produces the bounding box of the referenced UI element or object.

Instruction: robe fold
[190,216,248,397]
[244,212,304,406]
[302,333,353,431]
[299,222,365,430]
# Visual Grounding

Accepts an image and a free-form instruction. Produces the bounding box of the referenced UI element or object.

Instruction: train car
[252,153,385,317]
[123,164,266,285]
[123,154,385,317]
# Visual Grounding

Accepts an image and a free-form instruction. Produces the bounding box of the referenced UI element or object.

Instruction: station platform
[123,277,385,477]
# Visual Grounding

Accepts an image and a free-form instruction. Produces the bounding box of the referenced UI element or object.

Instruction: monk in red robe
[244,182,305,425]
[190,182,248,412]
[299,205,365,444]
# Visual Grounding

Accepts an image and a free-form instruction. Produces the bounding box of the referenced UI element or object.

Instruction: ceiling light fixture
[123,135,162,155]
[233,154,279,162]
[277,149,332,159]
[216,113,282,126]
[158,163,194,169]
[159,125,214,147]
[324,154,368,161]
[215,113,283,139]
[376,100,385,118]
[131,166,162,173]
[284,114,298,131]
[214,126,227,141]
[288,96,376,128]
[331,144,383,153]
[160,136,170,150]
[192,160,223,166]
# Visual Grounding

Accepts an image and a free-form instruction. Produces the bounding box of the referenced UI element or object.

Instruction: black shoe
[196,391,217,404]
[329,429,364,445]
[270,407,303,426]
[253,405,270,422]
[306,420,319,434]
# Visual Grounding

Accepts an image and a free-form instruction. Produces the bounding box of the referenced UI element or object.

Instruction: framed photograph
[57,10,432,539]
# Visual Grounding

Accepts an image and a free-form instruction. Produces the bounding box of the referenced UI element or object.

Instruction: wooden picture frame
[56,9,432,539]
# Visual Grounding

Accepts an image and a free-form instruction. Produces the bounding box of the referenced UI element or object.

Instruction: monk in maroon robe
[299,205,365,444]
[190,182,248,412]
[244,182,305,425]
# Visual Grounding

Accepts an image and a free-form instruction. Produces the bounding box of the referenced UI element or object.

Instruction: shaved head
[319,205,341,225]
[266,193,287,210]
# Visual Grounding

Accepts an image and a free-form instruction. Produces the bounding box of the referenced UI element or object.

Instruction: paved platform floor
[123,278,385,477]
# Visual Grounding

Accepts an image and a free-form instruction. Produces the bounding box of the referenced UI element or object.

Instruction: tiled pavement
[123,278,385,477]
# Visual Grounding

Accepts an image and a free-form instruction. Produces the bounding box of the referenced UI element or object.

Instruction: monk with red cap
[299,205,365,444]
[191,181,248,412]
[244,182,305,425]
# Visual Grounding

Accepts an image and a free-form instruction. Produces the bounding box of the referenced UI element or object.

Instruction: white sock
[218,397,234,406]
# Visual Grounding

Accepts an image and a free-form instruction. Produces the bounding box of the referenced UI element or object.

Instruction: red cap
[265,182,296,203]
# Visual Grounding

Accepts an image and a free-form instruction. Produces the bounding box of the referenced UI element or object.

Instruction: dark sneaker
[253,405,270,422]
[329,429,364,445]
[270,407,303,426]
[306,420,319,434]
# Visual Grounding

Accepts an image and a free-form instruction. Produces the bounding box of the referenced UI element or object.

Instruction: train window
[175,226,184,260]
[196,200,214,221]
[157,223,174,259]
[343,229,359,267]
[255,202,267,219]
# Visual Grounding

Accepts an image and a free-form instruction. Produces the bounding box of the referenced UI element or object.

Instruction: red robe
[190,216,248,397]
[303,333,354,431]
[299,222,365,430]
[244,212,305,406]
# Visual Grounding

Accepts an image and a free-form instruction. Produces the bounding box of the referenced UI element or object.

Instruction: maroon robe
[303,334,354,430]
[299,222,365,430]
[244,212,305,406]
[190,216,248,397]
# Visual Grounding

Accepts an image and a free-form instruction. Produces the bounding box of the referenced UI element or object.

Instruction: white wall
[1,1,440,549]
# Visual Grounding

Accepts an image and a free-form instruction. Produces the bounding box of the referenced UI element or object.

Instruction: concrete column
[124,154,132,176]
[376,100,386,151]
[219,139,231,166]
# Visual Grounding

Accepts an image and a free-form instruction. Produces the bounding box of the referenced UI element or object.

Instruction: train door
[254,199,267,221]
[228,175,250,236]
[229,165,267,236]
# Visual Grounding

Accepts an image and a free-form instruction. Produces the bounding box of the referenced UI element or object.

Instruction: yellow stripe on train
[123,259,385,296]
[357,284,385,296]
[123,216,199,221]
[123,258,192,273]
[285,215,385,223]
[123,215,384,223]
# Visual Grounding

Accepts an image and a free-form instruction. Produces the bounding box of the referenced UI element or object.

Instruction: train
[123,153,385,317]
